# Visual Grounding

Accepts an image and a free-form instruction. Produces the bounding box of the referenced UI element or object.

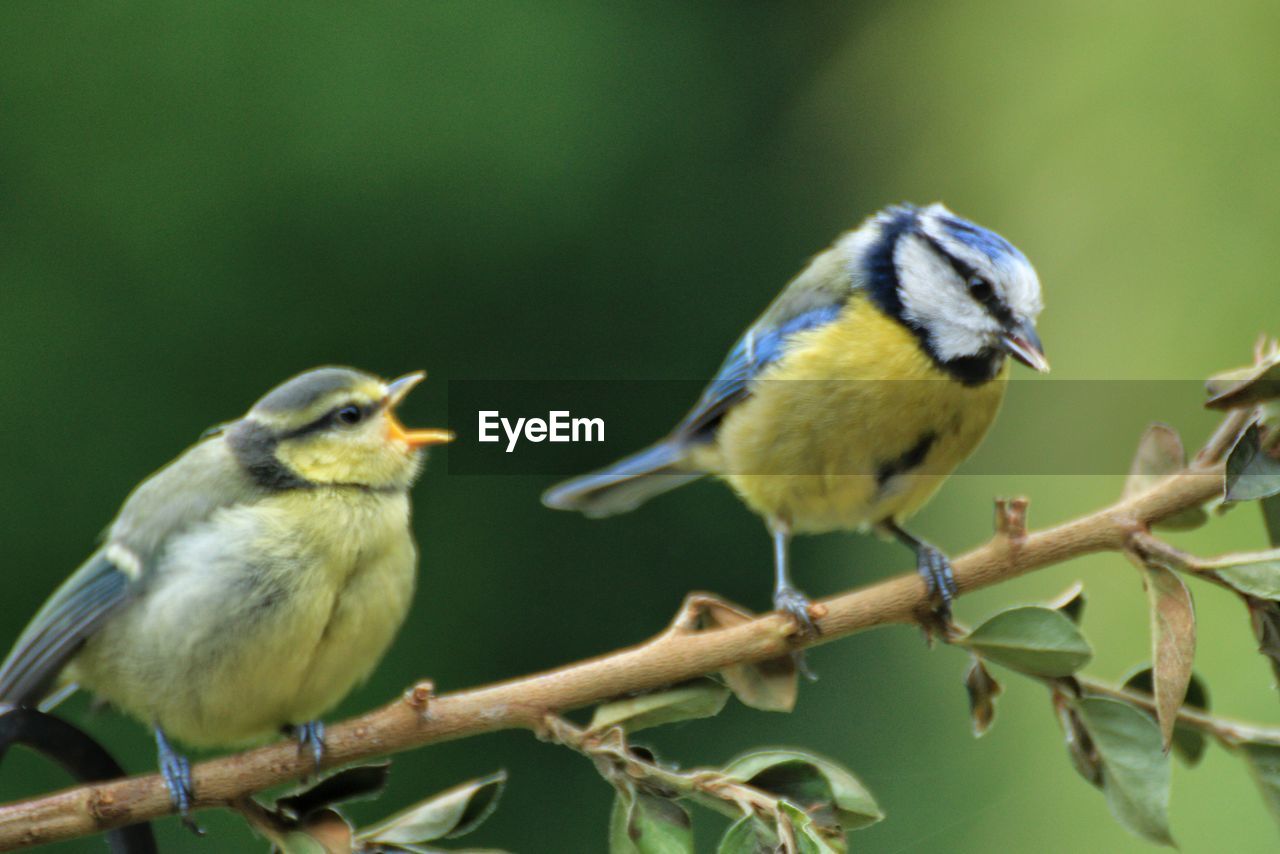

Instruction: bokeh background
[1,2,1278,851]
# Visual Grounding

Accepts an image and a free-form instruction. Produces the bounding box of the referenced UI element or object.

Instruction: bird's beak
[1000,320,1050,373]
[385,371,455,448]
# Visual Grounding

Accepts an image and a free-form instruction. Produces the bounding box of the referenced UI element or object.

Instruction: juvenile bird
[544,203,1047,632]
[0,367,452,819]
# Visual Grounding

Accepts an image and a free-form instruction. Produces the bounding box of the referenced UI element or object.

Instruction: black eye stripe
[280,400,384,439]
[919,233,1012,322]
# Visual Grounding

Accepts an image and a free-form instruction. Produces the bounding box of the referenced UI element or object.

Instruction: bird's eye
[968,276,994,302]
[335,405,364,426]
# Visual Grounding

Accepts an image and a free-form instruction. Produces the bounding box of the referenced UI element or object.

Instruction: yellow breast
[70,488,417,747]
[700,293,1008,534]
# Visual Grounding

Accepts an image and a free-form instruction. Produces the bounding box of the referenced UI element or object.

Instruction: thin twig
[1074,677,1280,747]
[541,716,754,821]
[542,716,816,853]
[1130,531,1280,575]
[0,465,1232,850]
[1198,406,1253,465]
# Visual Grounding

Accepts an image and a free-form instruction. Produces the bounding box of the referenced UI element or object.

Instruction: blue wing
[0,552,134,707]
[675,304,843,439]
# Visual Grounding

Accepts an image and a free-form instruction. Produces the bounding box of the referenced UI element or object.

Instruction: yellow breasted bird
[544,203,1047,632]
[0,367,452,818]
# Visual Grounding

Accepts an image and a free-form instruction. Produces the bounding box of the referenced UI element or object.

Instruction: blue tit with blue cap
[543,203,1047,633]
[0,367,453,823]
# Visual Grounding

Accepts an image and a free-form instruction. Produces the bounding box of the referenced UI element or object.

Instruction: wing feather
[671,243,856,441]
[0,436,261,707]
[674,303,844,439]
[0,553,132,706]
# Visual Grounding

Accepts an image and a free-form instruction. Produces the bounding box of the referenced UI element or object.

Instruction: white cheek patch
[919,204,1044,324]
[1001,260,1044,321]
[895,235,1000,362]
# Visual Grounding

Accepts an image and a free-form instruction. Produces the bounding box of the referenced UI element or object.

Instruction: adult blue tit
[0,367,452,820]
[544,203,1047,633]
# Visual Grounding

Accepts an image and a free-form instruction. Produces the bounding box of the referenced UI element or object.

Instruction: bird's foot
[774,585,821,638]
[290,720,327,774]
[916,544,959,640]
[790,649,819,682]
[154,728,203,835]
[773,586,821,680]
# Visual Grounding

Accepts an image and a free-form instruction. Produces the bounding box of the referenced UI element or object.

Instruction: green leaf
[1054,697,1102,787]
[717,817,777,854]
[722,749,883,831]
[1123,425,1207,530]
[695,599,798,713]
[356,771,506,846]
[589,679,730,734]
[1226,424,1280,502]
[608,789,694,854]
[277,831,328,854]
[958,606,1093,677]
[1244,596,1280,691]
[1048,581,1086,624]
[1241,742,1280,830]
[277,762,390,818]
[965,657,1002,737]
[1122,668,1211,766]
[1264,495,1280,546]
[717,808,842,854]
[778,802,843,854]
[1077,697,1174,846]
[1212,555,1280,599]
[1205,352,1280,410]
[1142,565,1196,750]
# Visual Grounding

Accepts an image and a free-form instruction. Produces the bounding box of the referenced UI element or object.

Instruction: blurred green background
[1,1,1278,851]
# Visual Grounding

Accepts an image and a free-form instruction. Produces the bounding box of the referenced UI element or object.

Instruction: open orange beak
[385,371,455,449]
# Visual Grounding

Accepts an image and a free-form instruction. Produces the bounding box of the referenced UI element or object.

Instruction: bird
[0,367,453,821]
[543,203,1047,635]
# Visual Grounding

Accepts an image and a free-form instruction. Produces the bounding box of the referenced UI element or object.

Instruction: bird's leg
[154,726,202,835]
[769,521,819,680]
[288,719,326,773]
[881,520,958,629]
[770,520,818,636]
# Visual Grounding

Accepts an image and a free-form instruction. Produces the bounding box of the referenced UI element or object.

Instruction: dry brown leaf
[696,598,798,712]
[1143,565,1196,750]
[965,657,1002,737]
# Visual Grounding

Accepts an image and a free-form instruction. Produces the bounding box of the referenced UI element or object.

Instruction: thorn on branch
[994,497,1030,541]
[404,681,434,715]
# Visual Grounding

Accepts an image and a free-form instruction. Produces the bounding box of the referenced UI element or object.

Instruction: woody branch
[0,434,1243,851]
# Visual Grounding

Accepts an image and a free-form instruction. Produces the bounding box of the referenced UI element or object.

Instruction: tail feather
[542,441,702,518]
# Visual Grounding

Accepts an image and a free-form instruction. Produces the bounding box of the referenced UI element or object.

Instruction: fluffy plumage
[544,203,1046,626]
[0,366,449,811]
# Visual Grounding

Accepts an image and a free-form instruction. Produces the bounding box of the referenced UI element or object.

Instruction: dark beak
[1000,319,1050,373]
